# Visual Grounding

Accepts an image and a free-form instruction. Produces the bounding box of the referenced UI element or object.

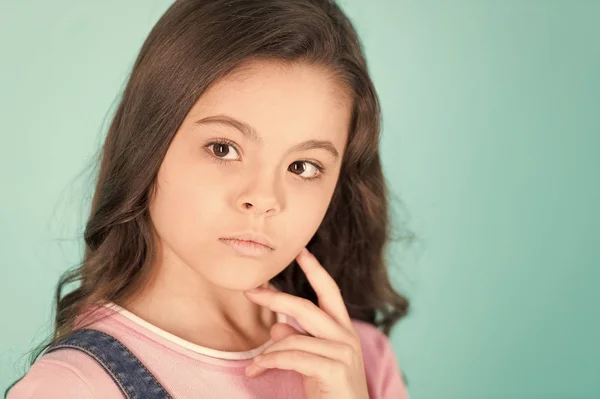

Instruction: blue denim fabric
[46,328,172,399]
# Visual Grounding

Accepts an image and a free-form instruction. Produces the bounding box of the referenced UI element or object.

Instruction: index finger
[296,247,354,332]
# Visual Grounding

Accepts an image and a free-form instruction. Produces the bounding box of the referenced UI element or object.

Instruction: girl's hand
[243,247,370,399]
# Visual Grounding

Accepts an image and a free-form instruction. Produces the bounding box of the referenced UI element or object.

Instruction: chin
[198,261,271,291]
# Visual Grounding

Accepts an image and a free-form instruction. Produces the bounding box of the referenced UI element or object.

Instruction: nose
[239,200,279,216]
[236,175,283,217]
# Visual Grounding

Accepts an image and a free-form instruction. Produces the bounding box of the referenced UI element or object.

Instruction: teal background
[1,1,599,398]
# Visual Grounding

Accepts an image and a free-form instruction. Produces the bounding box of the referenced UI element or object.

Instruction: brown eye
[213,143,229,157]
[289,161,306,174]
[208,142,240,160]
[289,161,321,179]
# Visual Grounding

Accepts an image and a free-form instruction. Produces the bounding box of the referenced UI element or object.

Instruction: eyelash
[204,138,326,182]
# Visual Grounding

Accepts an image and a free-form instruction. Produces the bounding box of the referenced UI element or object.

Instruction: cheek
[265,190,332,275]
[149,157,229,253]
[282,187,333,245]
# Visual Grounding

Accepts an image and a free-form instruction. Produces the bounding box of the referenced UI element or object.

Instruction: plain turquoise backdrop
[1,1,599,398]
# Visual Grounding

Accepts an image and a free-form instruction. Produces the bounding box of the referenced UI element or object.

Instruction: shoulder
[351,319,410,399]
[7,349,121,399]
[351,319,393,354]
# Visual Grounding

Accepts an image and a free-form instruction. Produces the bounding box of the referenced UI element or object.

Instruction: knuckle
[343,333,360,350]
[340,344,355,365]
[326,361,346,378]
[300,298,316,312]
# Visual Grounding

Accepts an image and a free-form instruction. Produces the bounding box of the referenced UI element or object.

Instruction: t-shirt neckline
[102,284,288,360]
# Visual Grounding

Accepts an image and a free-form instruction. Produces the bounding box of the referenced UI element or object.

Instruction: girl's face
[149,60,351,291]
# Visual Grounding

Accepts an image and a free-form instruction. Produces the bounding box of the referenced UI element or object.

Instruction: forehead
[186,60,352,150]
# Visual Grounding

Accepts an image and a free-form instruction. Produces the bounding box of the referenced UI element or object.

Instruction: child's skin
[244,247,370,399]
[126,59,352,355]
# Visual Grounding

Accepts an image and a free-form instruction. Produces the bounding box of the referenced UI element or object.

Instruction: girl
[7,0,411,398]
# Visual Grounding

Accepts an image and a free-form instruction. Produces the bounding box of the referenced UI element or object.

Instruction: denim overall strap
[46,328,172,399]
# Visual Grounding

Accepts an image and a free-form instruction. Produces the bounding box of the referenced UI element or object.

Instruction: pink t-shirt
[9,295,408,398]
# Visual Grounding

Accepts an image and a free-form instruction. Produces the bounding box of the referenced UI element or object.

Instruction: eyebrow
[194,115,340,160]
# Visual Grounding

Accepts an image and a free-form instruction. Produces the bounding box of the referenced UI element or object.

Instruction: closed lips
[220,232,275,249]
[227,239,267,247]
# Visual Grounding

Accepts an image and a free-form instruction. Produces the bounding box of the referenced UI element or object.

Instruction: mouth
[219,238,273,257]
[219,231,275,249]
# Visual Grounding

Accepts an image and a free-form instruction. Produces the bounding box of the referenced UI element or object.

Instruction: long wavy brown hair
[7,0,415,395]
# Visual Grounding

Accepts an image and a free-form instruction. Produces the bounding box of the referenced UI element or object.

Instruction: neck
[122,256,276,352]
